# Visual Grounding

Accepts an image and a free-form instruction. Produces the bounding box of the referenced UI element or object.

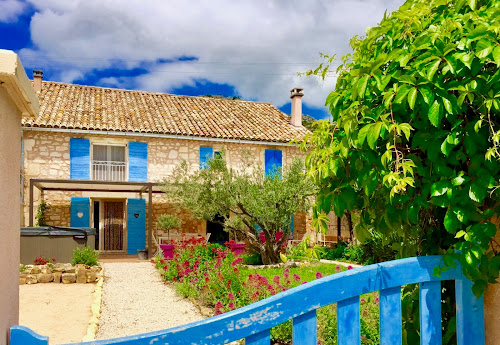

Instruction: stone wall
[23,130,309,250]
[19,263,102,284]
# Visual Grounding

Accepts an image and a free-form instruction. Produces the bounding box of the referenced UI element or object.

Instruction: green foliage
[241,253,263,265]
[35,201,50,226]
[303,0,500,296]
[164,151,316,264]
[72,247,99,266]
[156,213,182,231]
[282,236,325,261]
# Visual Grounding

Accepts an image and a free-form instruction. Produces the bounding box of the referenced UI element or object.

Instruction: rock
[86,271,97,283]
[23,268,32,274]
[64,266,76,273]
[62,273,76,284]
[41,266,52,274]
[25,275,38,284]
[37,273,53,283]
[90,266,102,273]
[19,276,26,285]
[53,272,62,283]
[76,266,88,283]
[30,266,41,274]
[52,263,66,272]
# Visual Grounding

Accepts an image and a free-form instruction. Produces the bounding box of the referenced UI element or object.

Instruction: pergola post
[148,184,153,258]
[28,179,34,227]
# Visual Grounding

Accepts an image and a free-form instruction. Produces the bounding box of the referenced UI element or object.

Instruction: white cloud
[20,0,405,113]
[0,0,27,23]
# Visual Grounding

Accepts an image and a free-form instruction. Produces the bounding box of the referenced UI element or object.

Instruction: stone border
[82,268,104,342]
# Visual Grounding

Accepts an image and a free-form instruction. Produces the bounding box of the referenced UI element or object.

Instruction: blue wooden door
[127,198,146,254]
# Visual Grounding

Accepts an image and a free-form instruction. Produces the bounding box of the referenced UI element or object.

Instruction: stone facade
[23,130,309,252]
[19,263,102,285]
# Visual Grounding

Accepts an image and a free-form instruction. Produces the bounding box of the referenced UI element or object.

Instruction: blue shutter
[265,149,282,176]
[199,146,214,169]
[70,197,90,227]
[70,138,90,179]
[128,142,148,181]
[127,198,146,254]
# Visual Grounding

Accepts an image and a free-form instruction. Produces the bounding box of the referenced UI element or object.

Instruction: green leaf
[442,97,453,114]
[395,85,411,104]
[493,46,500,66]
[357,75,369,99]
[408,87,417,110]
[444,208,460,233]
[367,122,383,150]
[468,0,476,10]
[453,208,468,223]
[469,181,488,203]
[358,124,371,146]
[452,174,467,186]
[427,59,441,81]
[419,86,434,105]
[431,180,450,197]
[455,230,466,238]
[475,39,493,59]
[428,100,443,127]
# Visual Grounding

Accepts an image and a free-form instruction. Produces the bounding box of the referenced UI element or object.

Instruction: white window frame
[90,143,128,181]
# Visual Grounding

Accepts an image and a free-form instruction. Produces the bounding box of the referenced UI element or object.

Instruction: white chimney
[33,70,43,92]
[290,88,303,127]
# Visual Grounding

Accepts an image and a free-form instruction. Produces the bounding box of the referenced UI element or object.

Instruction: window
[92,144,126,181]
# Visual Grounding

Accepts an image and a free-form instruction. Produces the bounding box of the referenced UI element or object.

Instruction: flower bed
[153,237,380,344]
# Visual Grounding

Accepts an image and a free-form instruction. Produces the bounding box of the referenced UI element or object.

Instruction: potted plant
[156,214,182,259]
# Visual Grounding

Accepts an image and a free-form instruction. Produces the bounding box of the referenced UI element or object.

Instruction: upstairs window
[92,144,126,181]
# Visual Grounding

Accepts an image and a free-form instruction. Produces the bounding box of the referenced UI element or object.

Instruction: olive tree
[164,152,316,264]
[303,0,500,297]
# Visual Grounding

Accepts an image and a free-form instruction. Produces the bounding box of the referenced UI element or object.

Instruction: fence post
[456,278,485,345]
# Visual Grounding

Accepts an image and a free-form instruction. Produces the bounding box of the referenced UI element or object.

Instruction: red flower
[293,273,301,282]
[228,293,234,300]
[228,302,235,310]
[315,272,323,279]
[347,265,353,270]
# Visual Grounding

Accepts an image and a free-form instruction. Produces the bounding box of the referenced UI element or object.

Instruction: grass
[241,262,347,287]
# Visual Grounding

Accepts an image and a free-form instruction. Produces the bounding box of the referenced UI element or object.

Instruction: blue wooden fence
[10,256,485,345]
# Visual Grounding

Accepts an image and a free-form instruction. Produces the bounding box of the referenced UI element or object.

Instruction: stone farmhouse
[21,71,317,256]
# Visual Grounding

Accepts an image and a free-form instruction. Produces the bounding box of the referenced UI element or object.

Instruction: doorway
[207,214,228,244]
[103,200,125,251]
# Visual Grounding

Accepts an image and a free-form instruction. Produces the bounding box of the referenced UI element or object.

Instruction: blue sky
[0,0,404,120]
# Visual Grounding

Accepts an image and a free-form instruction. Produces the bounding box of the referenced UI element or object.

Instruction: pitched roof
[22,81,310,143]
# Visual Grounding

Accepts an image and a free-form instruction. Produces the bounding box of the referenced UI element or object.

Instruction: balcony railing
[92,160,127,181]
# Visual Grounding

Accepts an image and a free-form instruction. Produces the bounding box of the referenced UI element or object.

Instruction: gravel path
[96,262,204,340]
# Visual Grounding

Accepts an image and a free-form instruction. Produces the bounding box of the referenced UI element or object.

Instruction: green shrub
[321,241,348,260]
[72,247,99,266]
[242,253,263,265]
[343,242,365,264]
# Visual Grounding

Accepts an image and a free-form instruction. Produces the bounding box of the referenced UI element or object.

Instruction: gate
[10,256,485,344]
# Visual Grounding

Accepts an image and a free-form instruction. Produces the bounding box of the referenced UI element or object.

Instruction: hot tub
[20,226,96,264]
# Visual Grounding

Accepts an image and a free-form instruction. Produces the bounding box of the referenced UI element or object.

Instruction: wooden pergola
[28,178,163,258]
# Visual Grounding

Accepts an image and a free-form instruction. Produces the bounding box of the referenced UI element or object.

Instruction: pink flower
[315,272,323,279]
[335,266,341,271]
[216,301,223,308]
[360,298,366,304]
[362,310,368,315]
[228,293,234,300]
[347,265,353,270]
[301,281,308,285]
[228,302,235,310]
[293,273,301,282]
[273,275,281,284]
[375,297,380,304]
[231,257,243,266]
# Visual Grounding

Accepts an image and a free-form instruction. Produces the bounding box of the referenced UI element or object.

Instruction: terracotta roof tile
[23,81,310,143]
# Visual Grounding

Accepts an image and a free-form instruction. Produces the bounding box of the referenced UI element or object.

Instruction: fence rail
[10,256,485,345]
[92,160,127,182]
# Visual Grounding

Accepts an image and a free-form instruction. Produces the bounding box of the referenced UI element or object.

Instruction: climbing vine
[302,0,500,297]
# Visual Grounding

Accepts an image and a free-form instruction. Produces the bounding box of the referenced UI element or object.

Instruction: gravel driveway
[96,261,204,340]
